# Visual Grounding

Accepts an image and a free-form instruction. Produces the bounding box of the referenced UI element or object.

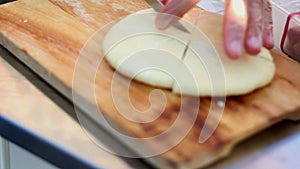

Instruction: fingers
[155,0,199,30]
[224,0,274,59]
[156,0,274,59]
[262,0,274,49]
[223,0,248,59]
[245,0,263,55]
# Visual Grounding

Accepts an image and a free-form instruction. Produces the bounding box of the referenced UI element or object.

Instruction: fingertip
[264,42,274,50]
[223,2,246,60]
[228,53,241,60]
[245,36,262,55]
[263,34,274,49]
[155,13,172,30]
[225,41,243,60]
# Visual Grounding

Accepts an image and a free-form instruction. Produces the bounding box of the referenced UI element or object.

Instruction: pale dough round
[103,9,275,96]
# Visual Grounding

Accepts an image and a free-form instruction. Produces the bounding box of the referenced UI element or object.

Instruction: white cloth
[197,0,225,14]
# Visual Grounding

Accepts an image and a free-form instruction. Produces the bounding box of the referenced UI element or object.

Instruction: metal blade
[181,40,191,60]
[145,0,190,33]
[174,22,190,34]
[145,0,163,11]
[180,10,202,61]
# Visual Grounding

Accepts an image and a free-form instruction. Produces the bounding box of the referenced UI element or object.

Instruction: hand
[155,0,274,59]
[224,0,274,59]
[155,0,199,29]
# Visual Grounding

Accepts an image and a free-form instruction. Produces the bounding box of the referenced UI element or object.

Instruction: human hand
[155,0,274,59]
[155,0,199,29]
[224,0,274,59]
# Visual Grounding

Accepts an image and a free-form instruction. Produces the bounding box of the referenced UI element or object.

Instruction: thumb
[155,0,199,30]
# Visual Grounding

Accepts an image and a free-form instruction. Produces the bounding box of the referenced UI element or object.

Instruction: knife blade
[181,40,191,60]
[145,0,190,33]
[180,9,201,60]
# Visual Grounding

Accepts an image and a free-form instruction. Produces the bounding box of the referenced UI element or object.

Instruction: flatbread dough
[103,9,275,96]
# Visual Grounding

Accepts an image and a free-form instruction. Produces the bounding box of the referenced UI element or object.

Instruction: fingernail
[247,36,261,54]
[228,41,242,59]
[267,34,274,46]
[249,36,261,49]
[262,32,274,49]
[156,13,173,30]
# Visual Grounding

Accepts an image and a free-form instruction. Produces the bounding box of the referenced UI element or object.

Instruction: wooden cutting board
[1,0,300,168]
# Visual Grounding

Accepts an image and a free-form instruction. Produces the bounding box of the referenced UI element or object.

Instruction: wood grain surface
[1,0,300,168]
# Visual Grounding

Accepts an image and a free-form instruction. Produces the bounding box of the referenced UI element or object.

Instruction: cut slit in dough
[103,9,275,96]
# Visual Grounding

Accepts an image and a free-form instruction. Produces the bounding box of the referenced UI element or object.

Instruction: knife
[145,0,193,61]
[145,0,190,33]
